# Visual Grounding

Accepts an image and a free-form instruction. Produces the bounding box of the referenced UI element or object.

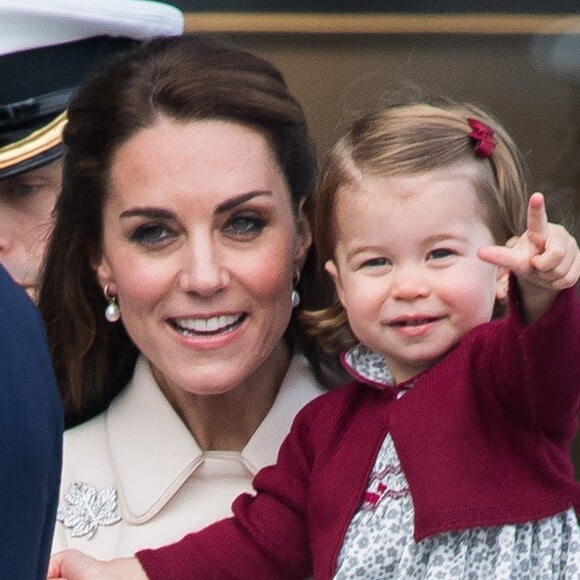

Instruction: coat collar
[106,354,324,524]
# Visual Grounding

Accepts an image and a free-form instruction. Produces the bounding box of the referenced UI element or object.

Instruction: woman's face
[95,117,310,397]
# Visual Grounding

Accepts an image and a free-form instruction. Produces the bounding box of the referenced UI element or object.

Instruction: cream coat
[52,354,325,559]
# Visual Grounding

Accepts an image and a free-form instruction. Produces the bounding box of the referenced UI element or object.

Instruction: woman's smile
[167,312,248,353]
[169,313,246,336]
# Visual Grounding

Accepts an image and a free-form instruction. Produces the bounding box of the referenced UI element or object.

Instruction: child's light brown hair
[302,92,528,354]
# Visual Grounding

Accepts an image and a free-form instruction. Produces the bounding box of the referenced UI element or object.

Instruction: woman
[39,34,328,559]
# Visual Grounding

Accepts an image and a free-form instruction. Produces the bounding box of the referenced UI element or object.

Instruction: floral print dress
[334,345,580,579]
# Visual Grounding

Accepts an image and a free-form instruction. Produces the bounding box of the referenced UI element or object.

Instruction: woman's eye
[427,248,455,260]
[225,215,266,236]
[130,223,174,246]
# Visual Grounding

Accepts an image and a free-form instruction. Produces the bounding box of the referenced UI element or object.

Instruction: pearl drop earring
[291,289,301,308]
[290,288,300,308]
[103,284,120,322]
[291,270,301,308]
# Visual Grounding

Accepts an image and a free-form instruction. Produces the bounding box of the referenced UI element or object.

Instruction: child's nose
[390,264,430,300]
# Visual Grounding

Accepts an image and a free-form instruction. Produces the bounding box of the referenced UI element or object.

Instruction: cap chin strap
[0,111,67,170]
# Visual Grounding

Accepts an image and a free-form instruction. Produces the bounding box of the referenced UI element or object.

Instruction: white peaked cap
[0,0,184,55]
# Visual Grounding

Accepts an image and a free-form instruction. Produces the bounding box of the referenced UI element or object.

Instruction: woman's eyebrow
[216,190,271,213]
[118,190,272,219]
[119,207,175,219]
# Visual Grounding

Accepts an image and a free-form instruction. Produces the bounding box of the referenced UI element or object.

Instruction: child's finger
[477,244,521,271]
[526,192,549,250]
[532,245,580,289]
[530,230,572,273]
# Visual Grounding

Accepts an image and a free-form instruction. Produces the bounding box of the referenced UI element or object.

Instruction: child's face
[326,165,509,384]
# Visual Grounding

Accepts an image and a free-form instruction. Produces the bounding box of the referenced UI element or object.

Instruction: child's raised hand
[478,192,580,322]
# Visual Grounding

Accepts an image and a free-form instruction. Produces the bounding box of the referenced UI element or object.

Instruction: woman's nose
[177,237,229,296]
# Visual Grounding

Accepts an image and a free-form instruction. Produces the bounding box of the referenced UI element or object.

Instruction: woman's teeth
[173,314,243,335]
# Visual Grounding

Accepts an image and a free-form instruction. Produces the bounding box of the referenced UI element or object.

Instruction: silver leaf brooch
[57,481,122,538]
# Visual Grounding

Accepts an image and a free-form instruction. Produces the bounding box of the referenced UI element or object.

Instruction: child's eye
[361,257,391,268]
[130,223,175,246]
[427,248,455,260]
[225,215,266,237]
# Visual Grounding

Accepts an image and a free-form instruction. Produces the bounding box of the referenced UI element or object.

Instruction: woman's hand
[48,550,148,580]
[478,192,580,323]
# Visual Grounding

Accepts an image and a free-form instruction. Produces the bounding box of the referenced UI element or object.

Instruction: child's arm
[478,192,580,325]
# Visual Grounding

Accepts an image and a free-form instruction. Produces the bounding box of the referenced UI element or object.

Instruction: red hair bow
[467,117,496,158]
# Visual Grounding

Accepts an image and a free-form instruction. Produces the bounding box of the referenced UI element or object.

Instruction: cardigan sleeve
[481,280,580,431]
[136,397,326,579]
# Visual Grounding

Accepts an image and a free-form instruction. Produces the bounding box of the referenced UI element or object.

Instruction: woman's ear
[294,202,313,272]
[91,249,115,293]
